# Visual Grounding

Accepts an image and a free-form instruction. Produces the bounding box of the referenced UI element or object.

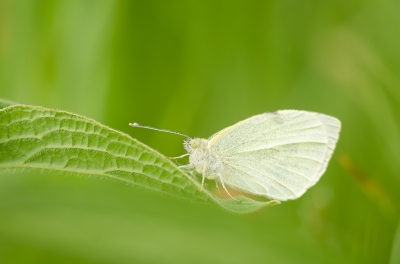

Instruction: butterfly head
[184,138,209,154]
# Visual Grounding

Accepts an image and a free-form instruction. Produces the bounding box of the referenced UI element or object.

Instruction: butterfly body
[184,138,221,180]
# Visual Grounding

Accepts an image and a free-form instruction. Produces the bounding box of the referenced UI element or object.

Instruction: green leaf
[0,103,278,214]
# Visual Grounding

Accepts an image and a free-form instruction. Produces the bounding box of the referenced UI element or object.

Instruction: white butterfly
[130,110,341,201]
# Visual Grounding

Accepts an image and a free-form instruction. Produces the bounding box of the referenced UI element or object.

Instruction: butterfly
[131,110,341,201]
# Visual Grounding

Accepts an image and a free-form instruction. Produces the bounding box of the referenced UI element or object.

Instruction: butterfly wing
[208,110,341,201]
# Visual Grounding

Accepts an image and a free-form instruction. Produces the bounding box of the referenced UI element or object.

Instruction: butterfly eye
[190,140,198,148]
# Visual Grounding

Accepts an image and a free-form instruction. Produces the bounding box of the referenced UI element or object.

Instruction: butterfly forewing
[208,110,340,201]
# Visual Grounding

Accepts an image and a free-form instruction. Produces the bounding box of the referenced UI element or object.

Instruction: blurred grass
[0,0,399,263]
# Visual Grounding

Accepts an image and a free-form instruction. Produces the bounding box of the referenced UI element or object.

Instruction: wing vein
[226,162,297,197]
[225,141,327,156]
[216,119,326,155]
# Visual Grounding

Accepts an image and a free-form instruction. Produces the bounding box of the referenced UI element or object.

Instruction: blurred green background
[1,1,400,263]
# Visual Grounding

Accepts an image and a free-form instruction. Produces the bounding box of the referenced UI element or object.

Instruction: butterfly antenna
[129,122,190,138]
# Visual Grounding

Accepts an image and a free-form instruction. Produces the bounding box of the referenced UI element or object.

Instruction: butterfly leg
[179,164,195,176]
[200,167,206,191]
[169,153,190,160]
[219,175,239,201]
[215,181,223,197]
[179,164,194,169]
